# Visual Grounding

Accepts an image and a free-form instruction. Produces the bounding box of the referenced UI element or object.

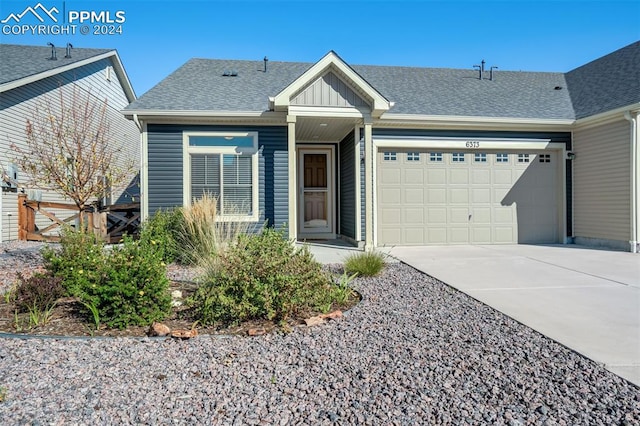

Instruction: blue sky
[1,0,639,96]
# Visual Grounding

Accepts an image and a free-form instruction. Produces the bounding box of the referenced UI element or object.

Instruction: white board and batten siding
[291,71,368,108]
[573,118,631,249]
[0,58,139,242]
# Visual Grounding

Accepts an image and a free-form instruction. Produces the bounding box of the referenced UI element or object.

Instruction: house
[123,41,640,252]
[0,43,139,242]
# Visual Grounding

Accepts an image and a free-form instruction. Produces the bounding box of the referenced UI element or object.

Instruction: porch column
[363,117,374,250]
[287,115,297,240]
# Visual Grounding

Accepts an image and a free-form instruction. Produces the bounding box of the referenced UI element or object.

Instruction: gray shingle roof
[0,43,112,85]
[126,57,575,120]
[566,41,640,119]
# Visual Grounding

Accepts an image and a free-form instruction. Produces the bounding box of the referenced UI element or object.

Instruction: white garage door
[377,150,559,245]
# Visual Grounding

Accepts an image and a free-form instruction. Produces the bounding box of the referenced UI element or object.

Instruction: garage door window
[383,152,397,161]
[452,153,465,162]
[474,153,487,163]
[539,154,551,163]
[429,152,443,162]
[518,154,530,163]
[407,152,420,162]
[496,153,509,163]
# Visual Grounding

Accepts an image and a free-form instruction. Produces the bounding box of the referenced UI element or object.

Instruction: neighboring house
[123,41,640,252]
[0,43,139,242]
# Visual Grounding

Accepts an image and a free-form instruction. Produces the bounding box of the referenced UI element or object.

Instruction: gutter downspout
[624,111,638,253]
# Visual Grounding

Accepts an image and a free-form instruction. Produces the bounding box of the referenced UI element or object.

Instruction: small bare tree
[11,84,135,218]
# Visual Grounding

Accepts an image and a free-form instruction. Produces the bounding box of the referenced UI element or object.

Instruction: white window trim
[183,131,260,222]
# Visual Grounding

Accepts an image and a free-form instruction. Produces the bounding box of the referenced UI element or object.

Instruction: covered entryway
[377,148,562,245]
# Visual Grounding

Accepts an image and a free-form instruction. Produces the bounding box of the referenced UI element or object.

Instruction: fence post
[17,193,34,240]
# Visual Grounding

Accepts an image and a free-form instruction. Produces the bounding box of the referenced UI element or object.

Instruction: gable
[291,71,369,108]
[272,51,391,117]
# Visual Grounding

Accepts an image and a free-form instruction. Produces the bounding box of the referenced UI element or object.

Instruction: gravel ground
[0,242,638,425]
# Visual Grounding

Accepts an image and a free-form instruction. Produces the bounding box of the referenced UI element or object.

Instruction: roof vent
[473,60,498,80]
[64,43,73,59]
[554,86,563,90]
[263,56,268,72]
[222,70,238,77]
[47,42,57,60]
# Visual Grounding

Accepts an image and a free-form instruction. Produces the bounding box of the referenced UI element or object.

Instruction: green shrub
[139,208,183,264]
[80,235,172,329]
[42,229,106,297]
[189,228,349,326]
[43,228,171,329]
[344,250,386,277]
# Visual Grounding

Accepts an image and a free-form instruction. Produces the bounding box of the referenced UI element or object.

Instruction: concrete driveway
[389,244,640,386]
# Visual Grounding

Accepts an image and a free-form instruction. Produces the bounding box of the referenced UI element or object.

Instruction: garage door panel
[472,207,491,224]
[493,169,514,185]
[381,168,401,184]
[427,208,447,224]
[449,227,469,243]
[427,169,446,184]
[404,188,424,203]
[472,188,491,203]
[449,188,469,203]
[472,227,492,243]
[428,228,447,244]
[377,149,559,246]
[404,169,424,184]
[381,188,401,204]
[404,208,424,224]
[494,227,516,243]
[449,169,469,184]
[428,188,446,203]
[449,208,469,224]
[471,169,491,184]
[404,228,425,244]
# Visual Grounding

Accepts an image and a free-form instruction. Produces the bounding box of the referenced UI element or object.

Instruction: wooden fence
[17,193,141,243]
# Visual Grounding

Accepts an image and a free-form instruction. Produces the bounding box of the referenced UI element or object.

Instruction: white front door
[298,148,334,238]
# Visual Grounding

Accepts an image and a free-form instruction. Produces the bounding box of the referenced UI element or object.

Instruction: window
[383,152,397,161]
[185,132,259,221]
[452,153,465,162]
[517,154,530,163]
[407,152,420,161]
[429,152,443,162]
[474,153,487,163]
[496,153,509,163]
[539,154,551,163]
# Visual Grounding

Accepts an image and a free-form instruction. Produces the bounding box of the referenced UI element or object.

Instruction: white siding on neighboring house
[0,57,139,242]
[573,118,631,249]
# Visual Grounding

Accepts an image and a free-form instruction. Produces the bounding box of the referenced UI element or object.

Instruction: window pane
[224,187,252,214]
[189,135,254,147]
[223,155,252,185]
[191,154,221,201]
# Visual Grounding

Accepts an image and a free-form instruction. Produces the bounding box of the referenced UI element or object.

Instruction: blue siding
[339,131,356,239]
[372,128,573,237]
[147,124,288,230]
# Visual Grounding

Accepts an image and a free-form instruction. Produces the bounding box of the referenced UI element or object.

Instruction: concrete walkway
[389,244,640,386]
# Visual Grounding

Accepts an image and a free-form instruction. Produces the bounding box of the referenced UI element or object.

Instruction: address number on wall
[465,141,480,148]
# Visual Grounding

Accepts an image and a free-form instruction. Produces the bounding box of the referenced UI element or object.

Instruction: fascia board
[380,113,575,127]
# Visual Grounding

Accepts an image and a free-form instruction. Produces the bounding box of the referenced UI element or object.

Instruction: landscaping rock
[148,322,171,337]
